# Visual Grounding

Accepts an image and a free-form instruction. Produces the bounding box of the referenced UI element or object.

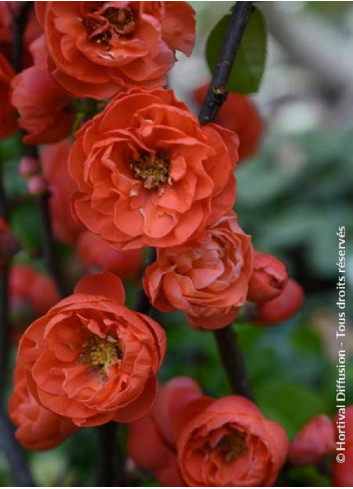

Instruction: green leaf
[254,381,328,439]
[10,201,42,251]
[206,7,267,94]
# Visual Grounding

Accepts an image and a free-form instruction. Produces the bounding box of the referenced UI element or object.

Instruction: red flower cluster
[36,1,195,98]
[128,377,289,486]
[10,273,166,444]
[144,211,253,329]
[2,6,308,486]
[69,87,238,250]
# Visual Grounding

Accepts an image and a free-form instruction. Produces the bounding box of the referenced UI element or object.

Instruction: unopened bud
[19,156,40,178]
[247,252,288,303]
[27,175,48,196]
[251,279,304,325]
[289,415,335,466]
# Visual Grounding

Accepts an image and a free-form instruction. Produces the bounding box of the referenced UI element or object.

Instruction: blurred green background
[1,1,353,486]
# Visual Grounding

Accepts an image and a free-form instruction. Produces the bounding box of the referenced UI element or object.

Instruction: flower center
[80,335,121,374]
[131,151,171,190]
[82,5,135,49]
[216,428,247,463]
[105,7,135,35]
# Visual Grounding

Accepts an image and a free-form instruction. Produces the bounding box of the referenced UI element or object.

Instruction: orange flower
[288,414,335,466]
[333,405,353,487]
[69,88,238,250]
[11,36,75,145]
[143,211,253,329]
[253,278,304,325]
[10,265,60,343]
[130,379,289,487]
[247,251,288,303]
[77,230,143,281]
[175,395,289,487]
[41,140,85,245]
[0,53,17,139]
[128,377,202,487]
[9,365,78,451]
[16,272,166,427]
[36,1,195,99]
[194,83,264,161]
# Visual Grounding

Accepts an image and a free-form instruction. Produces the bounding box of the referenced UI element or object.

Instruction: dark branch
[37,190,71,298]
[198,1,253,125]
[11,1,33,74]
[0,160,9,218]
[198,2,254,401]
[0,265,10,404]
[96,422,125,487]
[134,247,156,313]
[0,155,10,402]
[0,412,35,486]
[214,326,254,400]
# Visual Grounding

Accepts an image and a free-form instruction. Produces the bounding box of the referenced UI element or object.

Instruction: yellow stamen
[131,151,171,190]
[80,335,121,374]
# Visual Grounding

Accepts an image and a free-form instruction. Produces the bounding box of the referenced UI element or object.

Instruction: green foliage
[255,381,328,439]
[236,127,353,307]
[288,466,330,487]
[10,201,42,251]
[206,7,267,94]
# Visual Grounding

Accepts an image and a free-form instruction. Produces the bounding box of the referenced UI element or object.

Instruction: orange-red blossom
[13,272,166,429]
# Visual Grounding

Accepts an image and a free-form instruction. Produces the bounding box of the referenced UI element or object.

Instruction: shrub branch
[197,1,254,400]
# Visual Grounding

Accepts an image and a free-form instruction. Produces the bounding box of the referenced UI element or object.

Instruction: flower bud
[252,279,304,325]
[27,175,48,196]
[248,251,288,303]
[19,156,40,178]
[289,414,335,466]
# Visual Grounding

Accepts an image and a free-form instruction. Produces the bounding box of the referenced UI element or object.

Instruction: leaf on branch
[206,7,267,94]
